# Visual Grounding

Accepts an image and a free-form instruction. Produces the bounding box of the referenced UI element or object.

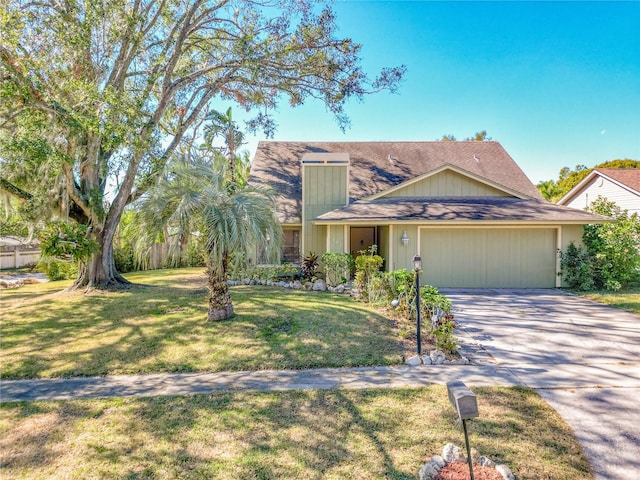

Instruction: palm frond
[130,155,281,274]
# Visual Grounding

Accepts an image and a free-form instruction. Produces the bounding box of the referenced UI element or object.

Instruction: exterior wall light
[401,230,409,246]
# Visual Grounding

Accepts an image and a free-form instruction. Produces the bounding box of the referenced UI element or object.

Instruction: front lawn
[0,268,402,379]
[0,386,592,480]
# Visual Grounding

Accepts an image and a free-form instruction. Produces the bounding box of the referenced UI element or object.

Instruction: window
[282,229,300,263]
[255,228,300,264]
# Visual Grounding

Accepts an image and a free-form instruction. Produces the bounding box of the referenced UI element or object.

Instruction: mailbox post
[446,380,479,480]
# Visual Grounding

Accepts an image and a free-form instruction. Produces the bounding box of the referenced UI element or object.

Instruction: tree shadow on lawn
[1,284,403,379]
[0,387,593,479]
[0,390,417,479]
[0,284,209,378]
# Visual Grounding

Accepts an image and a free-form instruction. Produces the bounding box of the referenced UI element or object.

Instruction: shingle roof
[249,141,544,224]
[314,197,612,223]
[595,168,640,193]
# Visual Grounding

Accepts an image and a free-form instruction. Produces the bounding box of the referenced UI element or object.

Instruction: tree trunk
[206,256,234,321]
[69,221,130,290]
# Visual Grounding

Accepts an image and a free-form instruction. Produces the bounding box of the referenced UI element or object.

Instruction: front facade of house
[249,141,609,288]
[557,168,640,215]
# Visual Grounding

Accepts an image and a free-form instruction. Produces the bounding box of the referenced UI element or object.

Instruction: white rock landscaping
[228,277,357,294]
[419,443,515,480]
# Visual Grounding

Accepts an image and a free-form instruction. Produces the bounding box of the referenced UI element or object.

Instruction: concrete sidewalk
[2,362,639,403]
[0,364,521,402]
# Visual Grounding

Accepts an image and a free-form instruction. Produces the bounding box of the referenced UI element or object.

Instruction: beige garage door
[421,228,557,288]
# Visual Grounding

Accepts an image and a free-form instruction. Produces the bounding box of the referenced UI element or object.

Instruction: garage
[420,228,557,288]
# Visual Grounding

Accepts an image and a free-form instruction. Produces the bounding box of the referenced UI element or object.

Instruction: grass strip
[0,386,592,480]
[579,286,640,315]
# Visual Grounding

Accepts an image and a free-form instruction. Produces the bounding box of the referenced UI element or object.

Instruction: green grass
[0,268,402,379]
[0,386,592,480]
[578,285,640,315]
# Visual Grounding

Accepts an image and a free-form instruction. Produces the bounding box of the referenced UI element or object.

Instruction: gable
[560,173,640,212]
[376,168,512,199]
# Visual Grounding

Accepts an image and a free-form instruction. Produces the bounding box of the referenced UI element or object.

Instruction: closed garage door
[421,228,557,288]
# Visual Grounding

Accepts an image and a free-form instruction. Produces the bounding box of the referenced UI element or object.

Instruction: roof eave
[313,219,613,226]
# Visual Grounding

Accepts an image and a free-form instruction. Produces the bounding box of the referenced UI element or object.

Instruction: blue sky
[239,1,640,184]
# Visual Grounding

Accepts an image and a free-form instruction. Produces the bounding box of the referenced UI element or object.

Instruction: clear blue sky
[238,1,640,184]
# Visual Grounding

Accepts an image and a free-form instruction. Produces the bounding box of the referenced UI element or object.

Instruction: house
[557,168,640,215]
[0,236,41,269]
[248,141,610,288]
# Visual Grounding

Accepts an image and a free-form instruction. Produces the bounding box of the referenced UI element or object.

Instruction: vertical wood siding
[303,164,348,258]
[420,228,556,288]
[328,225,345,253]
[384,170,509,198]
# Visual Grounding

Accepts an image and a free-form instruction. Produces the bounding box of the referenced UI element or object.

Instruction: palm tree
[536,179,560,202]
[203,107,245,185]
[132,155,282,321]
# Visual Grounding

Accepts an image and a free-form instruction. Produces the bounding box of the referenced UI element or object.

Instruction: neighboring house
[0,236,41,269]
[248,141,609,288]
[557,168,640,215]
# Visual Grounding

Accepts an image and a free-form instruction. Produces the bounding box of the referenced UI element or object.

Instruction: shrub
[227,251,248,280]
[354,246,383,301]
[431,320,458,354]
[37,221,97,281]
[37,258,78,281]
[182,241,207,268]
[301,252,319,281]
[366,273,390,306]
[321,252,354,286]
[559,241,596,290]
[584,197,640,290]
[385,269,414,299]
[251,263,301,281]
[420,285,452,320]
[560,197,640,291]
[384,269,415,315]
[114,243,136,273]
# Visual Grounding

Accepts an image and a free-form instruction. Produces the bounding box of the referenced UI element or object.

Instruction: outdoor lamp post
[413,254,422,356]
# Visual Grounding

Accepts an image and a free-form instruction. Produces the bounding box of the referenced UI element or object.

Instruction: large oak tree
[0,0,405,289]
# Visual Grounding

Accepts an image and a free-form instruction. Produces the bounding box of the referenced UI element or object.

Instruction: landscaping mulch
[434,461,505,480]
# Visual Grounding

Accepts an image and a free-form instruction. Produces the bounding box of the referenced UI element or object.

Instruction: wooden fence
[0,244,170,271]
[148,242,170,270]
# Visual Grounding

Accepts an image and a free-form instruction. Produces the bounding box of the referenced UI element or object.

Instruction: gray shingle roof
[314,197,612,223]
[249,141,544,224]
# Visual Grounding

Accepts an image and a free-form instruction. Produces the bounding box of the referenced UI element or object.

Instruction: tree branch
[0,178,33,201]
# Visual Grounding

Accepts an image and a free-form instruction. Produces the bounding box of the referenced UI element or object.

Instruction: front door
[350,227,376,257]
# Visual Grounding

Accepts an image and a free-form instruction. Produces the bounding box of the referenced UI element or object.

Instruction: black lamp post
[413,254,422,356]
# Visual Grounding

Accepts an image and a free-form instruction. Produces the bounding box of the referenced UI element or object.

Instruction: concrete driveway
[443,289,640,480]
